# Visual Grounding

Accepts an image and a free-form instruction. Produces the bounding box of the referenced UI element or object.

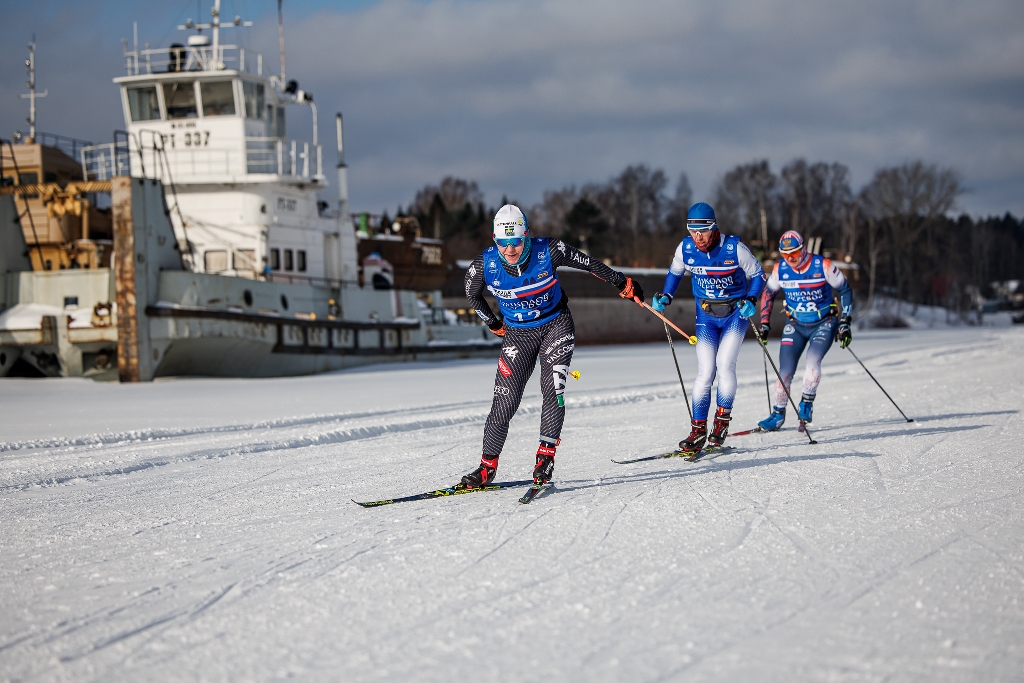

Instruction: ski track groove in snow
[2,328,1023,681]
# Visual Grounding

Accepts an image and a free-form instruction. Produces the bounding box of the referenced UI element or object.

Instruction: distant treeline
[391,159,1023,311]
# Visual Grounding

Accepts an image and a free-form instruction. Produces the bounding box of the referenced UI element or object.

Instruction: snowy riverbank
[1,327,1022,681]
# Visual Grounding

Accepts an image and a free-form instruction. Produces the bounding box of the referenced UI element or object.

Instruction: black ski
[353,479,534,508]
[519,482,552,504]
[611,445,735,465]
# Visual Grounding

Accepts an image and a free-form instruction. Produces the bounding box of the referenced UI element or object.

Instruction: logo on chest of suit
[492,279,500,286]
[782,273,789,279]
[538,271,549,278]
[726,243,735,252]
[688,258,695,265]
[539,249,549,261]
[488,259,498,272]
[724,260,735,265]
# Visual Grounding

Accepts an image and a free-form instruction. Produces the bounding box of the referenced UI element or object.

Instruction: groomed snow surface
[2,328,1023,682]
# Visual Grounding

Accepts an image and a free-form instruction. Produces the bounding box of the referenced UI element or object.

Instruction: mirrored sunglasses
[495,237,526,248]
[686,219,717,232]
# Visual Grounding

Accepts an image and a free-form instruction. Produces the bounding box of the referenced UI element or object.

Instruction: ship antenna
[277,0,286,83]
[20,37,47,143]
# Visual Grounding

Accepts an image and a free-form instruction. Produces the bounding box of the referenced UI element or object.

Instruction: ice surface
[1,328,1022,681]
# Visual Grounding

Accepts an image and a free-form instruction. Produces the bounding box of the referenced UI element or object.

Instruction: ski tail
[353,480,534,508]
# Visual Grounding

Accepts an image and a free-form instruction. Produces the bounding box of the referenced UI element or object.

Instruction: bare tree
[712,160,779,249]
[779,159,852,248]
[859,161,962,307]
[664,172,693,234]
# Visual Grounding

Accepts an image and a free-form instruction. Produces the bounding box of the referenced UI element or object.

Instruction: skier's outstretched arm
[548,239,644,302]
[464,255,506,336]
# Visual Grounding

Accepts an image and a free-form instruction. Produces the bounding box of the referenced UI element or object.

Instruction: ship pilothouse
[0,0,497,381]
[86,0,352,285]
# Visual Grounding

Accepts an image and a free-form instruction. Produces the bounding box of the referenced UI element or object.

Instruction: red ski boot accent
[533,443,556,484]
[678,419,708,454]
[707,407,732,447]
[460,455,498,489]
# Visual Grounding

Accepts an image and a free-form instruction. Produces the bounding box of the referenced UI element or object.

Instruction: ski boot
[677,419,708,455]
[758,407,786,431]
[707,407,732,447]
[533,443,556,484]
[798,394,815,423]
[459,455,498,489]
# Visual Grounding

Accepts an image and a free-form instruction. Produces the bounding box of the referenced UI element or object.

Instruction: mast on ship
[21,39,48,143]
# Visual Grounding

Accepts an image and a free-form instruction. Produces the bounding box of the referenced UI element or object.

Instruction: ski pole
[634,298,697,345]
[750,322,817,444]
[663,322,692,420]
[846,346,914,422]
[762,344,772,413]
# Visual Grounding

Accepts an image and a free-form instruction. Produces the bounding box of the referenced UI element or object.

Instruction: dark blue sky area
[2,0,1022,218]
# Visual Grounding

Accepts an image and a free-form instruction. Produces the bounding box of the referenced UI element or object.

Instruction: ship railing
[81,136,324,182]
[81,142,132,181]
[124,44,263,76]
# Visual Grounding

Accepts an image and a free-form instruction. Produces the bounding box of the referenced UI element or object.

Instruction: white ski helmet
[492,204,529,242]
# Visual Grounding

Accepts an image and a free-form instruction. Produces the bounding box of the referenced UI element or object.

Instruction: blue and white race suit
[759,255,853,408]
[661,234,766,421]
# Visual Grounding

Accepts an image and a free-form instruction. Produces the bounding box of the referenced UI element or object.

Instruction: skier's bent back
[460,204,643,488]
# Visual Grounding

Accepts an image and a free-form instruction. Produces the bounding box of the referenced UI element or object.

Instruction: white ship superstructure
[86,4,354,285]
[1,3,497,381]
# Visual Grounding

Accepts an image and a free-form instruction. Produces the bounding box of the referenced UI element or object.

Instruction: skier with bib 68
[651,203,766,455]
[459,204,644,489]
[756,230,853,431]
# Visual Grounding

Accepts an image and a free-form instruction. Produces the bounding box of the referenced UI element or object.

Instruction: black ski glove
[617,276,644,303]
[836,317,852,349]
[759,323,770,344]
[487,318,507,337]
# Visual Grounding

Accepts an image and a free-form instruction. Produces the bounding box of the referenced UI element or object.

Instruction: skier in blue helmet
[651,202,766,454]
[460,204,644,489]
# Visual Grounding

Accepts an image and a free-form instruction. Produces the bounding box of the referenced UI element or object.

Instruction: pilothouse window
[163,81,198,119]
[243,82,265,120]
[200,80,236,116]
[126,86,161,121]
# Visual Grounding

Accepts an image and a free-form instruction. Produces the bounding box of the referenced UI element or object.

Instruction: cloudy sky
[2,0,1022,217]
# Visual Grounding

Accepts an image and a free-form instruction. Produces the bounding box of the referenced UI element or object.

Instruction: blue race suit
[466,238,626,454]
[759,254,853,408]
[481,238,564,329]
[662,234,766,421]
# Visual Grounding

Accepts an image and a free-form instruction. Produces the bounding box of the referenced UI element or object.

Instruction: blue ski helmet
[686,202,717,231]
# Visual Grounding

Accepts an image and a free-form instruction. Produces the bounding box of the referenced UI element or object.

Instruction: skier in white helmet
[460,204,644,488]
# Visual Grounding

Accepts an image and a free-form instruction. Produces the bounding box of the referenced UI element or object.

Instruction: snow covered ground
[1,327,1022,682]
